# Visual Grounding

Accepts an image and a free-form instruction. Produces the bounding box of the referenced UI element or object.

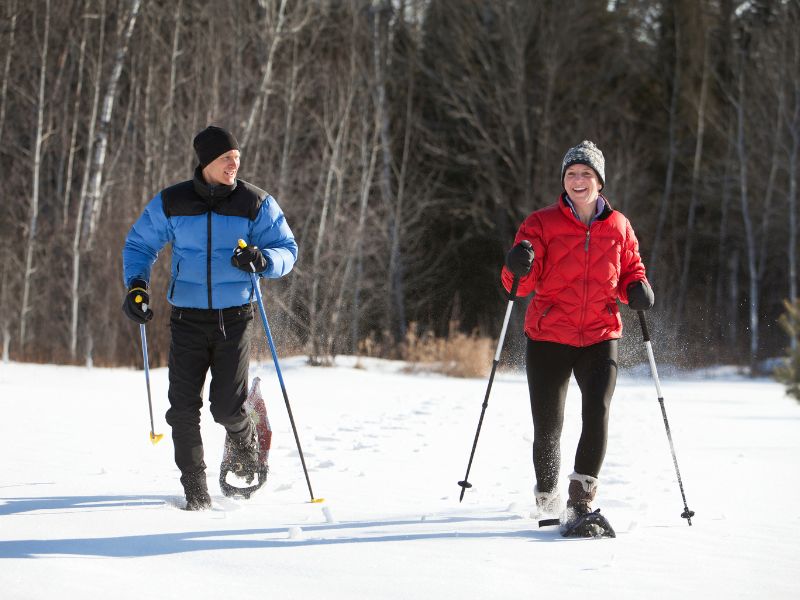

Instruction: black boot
[181,471,212,511]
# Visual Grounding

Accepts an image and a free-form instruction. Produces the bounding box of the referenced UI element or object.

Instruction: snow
[1,355,799,599]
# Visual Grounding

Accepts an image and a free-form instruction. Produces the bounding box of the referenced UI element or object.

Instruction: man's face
[203,149,240,186]
[563,163,602,205]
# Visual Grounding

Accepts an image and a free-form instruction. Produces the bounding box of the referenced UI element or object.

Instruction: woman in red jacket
[501,140,653,531]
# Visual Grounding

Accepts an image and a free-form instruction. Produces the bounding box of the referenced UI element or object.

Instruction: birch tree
[19,0,51,350]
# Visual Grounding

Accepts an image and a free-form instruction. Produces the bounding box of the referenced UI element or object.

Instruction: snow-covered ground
[1,355,798,599]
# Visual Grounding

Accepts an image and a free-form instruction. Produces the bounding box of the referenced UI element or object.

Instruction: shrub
[402,321,493,379]
[774,299,800,402]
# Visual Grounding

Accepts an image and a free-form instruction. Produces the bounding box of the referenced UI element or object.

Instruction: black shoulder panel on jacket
[162,180,207,218]
[214,180,266,221]
[161,179,266,221]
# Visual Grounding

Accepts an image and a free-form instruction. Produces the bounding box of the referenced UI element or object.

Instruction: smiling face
[563,163,602,206]
[202,149,240,186]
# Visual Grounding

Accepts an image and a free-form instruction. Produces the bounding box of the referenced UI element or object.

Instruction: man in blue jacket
[122,126,298,510]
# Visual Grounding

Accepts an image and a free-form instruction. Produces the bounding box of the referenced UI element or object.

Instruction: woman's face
[563,163,602,205]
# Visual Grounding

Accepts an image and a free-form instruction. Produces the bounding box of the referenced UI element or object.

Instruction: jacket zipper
[579,227,591,346]
[206,211,213,309]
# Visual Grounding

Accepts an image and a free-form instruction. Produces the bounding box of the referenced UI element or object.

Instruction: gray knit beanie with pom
[561,140,605,188]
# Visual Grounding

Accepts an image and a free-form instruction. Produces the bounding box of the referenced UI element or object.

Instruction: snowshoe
[219,377,272,499]
[560,508,616,539]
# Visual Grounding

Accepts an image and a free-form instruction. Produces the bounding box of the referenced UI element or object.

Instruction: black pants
[526,338,618,492]
[166,304,254,476]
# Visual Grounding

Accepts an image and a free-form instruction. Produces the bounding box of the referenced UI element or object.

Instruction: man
[122,126,297,510]
[502,140,653,537]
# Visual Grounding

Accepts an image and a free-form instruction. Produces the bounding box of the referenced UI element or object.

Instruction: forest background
[1,0,798,374]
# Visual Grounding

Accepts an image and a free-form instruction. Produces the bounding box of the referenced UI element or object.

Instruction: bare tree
[19,0,51,350]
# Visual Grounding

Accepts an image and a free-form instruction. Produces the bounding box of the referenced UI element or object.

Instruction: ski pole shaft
[457,278,520,502]
[138,321,163,444]
[248,270,321,503]
[638,311,694,525]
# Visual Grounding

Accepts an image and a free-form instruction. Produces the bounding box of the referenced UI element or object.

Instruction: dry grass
[400,322,493,378]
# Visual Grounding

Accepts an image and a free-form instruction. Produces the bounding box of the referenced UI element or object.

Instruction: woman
[501,140,653,534]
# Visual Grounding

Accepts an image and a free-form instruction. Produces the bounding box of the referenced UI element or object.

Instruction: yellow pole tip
[150,433,164,444]
[311,498,325,503]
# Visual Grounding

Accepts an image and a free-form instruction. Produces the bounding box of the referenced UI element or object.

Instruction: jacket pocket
[169,260,181,300]
[605,302,621,328]
[534,304,553,333]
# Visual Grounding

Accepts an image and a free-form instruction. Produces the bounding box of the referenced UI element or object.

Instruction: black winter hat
[193,126,239,167]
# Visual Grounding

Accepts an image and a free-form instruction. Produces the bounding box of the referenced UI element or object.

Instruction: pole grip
[509,277,520,300]
[638,310,650,342]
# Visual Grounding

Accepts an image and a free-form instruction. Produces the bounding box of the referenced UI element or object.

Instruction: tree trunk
[735,51,759,368]
[787,63,800,350]
[82,0,141,247]
[0,0,17,145]
[158,0,182,188]
[20,0,50,351]
[372,0,406,343]
[240,0,288,149]
[62,4,89,229]
[648,16,681,285]
[676,34,709,320]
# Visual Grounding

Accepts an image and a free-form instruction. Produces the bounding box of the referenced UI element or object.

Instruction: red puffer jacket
[501,194,648,347]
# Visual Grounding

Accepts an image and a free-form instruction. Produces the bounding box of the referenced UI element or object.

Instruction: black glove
[122,279,154,324]
[627,280,654,311]
[231,244,269,273]
[505,240,534,278]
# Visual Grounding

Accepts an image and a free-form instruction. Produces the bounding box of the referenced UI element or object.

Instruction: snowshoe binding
[219,377,272,499]
[560,508,616,539]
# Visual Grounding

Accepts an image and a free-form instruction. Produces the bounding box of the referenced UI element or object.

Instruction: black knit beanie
[193,126,239,167]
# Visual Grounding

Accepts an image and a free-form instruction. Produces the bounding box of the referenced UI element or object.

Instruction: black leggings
[526,338,618,492]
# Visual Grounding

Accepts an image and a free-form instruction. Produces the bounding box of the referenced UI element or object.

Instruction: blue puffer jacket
[123,173,297,309]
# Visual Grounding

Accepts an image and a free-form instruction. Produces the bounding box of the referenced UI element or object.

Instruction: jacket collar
[193,166,236,205]
[559,192,614,223]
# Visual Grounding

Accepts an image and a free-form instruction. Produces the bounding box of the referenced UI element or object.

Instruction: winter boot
[181,471,211,511]
[560,472,615,538]
[534,485,564,517]
[564,471,598,522]
[223,423,260,484]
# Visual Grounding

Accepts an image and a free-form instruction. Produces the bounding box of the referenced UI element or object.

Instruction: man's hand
[505,240,535,278]
[231,243,269,273]
[122,279,154,324]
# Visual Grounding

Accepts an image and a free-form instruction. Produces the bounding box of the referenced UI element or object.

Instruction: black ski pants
[166,304,254,476]
[526,338,618,493]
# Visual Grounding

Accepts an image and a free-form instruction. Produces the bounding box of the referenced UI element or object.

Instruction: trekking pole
[137,315,164,445]
[239,240,323,504]
[457,276,521,501]
[637,310,694,525]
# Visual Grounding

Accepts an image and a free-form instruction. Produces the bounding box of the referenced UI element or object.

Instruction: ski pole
[457,276,521,501]
[637,310,694,525]
[137,314,164,445]
[239,240,323,504]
